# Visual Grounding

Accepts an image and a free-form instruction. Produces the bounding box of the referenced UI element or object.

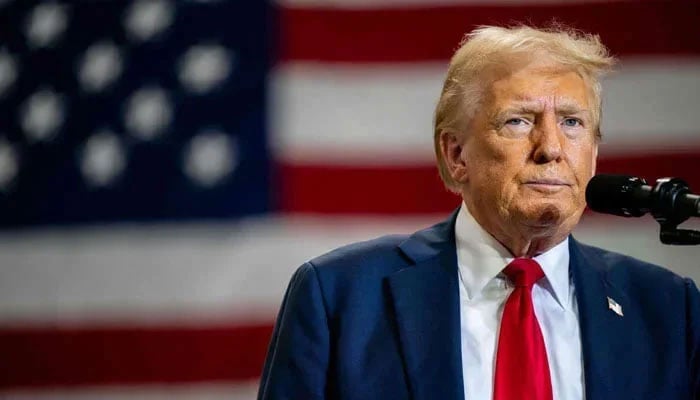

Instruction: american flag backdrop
[0,0,699,398]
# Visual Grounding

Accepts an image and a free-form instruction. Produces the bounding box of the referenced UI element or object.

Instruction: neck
[490,229,568,258]
[463,203,577,258]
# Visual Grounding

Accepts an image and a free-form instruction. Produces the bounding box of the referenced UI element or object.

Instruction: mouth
[523,179,572,192]
[526,178,571,185]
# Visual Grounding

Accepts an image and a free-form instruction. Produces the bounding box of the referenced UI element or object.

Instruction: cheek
[565,143,598,208]
[571,143,597,179]
[469,135,524,167]
[465,142,504,183]
[578,150,596,177]
[466,143,523,200]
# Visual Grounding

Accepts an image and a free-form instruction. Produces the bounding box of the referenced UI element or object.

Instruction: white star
[183,129,237,187]
[0,51,18,98]
[124,87,173,140]
[178,44,234,94]
[0,139,19,192]
[78,41,123,93]
[20,89,65,142]
[25,3,69,48]
[124,0,175,42]
[81,130,126,187]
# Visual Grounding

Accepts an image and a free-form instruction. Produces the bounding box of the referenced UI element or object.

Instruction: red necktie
[493,258,553,400]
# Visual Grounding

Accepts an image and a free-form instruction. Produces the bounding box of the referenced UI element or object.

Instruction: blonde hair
[434,25,617,191]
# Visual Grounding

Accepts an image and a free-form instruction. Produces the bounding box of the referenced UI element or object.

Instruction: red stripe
[0,323,273,389]
[277,151,700,214]
[279,1,700,63]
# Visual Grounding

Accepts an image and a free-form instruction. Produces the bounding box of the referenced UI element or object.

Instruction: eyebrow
[490,99,591,122]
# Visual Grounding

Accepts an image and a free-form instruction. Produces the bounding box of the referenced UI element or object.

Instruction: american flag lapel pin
[607,297,624,317]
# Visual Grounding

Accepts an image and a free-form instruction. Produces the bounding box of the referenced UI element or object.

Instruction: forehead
[487,66,591,110]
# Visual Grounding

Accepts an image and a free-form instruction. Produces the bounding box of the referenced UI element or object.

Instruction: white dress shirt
[455,204,584,400]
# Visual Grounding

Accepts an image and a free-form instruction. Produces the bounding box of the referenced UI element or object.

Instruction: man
[258,25,700,400]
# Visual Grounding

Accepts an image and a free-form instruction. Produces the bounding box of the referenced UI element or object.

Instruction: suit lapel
[570,238,640,400]
[388,211,464,400]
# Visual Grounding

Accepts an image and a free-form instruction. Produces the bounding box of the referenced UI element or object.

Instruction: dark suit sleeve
[258,262,331,400]
[685,278,700,399]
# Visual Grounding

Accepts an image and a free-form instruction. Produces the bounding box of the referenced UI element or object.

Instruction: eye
[562,118,582,127]
[498,116,532,138]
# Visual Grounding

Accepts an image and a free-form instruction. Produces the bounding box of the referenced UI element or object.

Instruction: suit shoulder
[307,234,410,274]
[298,234,414,308]
[577,241,688,288]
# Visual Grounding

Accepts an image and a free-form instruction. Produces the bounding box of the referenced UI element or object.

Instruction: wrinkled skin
[441,59,599,257]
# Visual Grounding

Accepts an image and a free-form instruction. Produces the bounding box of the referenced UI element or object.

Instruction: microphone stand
[651,178,700,245]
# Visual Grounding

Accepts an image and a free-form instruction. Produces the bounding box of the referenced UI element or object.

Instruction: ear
[439,129,469,184]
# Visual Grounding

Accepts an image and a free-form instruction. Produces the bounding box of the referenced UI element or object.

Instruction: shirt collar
[454,203,571,309]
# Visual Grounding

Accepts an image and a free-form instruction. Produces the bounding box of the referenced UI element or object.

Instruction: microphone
[586,174,700,220]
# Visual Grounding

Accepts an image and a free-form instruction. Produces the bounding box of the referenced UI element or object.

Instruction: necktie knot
[503,258,545,288]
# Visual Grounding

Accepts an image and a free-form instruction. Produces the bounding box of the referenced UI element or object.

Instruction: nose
[531,114,563,164]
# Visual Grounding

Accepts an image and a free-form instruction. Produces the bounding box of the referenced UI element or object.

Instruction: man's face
[460,62,598,238]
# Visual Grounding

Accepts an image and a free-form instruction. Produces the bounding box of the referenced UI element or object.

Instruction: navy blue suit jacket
[258,212,700,399]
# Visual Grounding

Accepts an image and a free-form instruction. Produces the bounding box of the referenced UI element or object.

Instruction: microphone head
[586,174,649,217]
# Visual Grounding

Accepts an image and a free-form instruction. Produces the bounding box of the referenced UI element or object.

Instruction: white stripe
[270,62,439,165]
[276,0,619,8]
[1,382,259,400]
[0,215,439,324]
[0,215,698,323]
[271,59,700,165]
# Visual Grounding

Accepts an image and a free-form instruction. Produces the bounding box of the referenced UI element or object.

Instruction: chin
[516,203,570,230]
